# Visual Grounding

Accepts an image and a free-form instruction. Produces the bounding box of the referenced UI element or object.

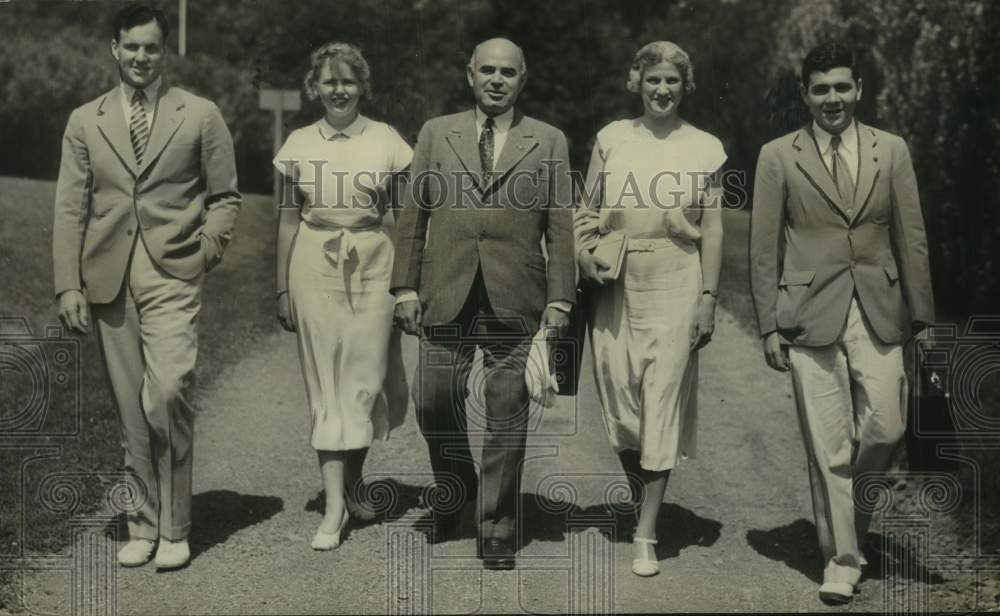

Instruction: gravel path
[20,304,954,614]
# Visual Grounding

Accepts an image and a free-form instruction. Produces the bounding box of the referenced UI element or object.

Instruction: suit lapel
[483,111,539,195]
[852,122,881,217]
[793,125,851,219]
[96,87,139,176]
[140,83,186,175]
[444,110,483,188]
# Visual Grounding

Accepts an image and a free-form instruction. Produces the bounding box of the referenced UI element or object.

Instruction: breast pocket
[156,143,201,182]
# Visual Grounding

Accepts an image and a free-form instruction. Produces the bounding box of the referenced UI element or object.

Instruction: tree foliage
[0,0,995,315]
[774,0,999,317]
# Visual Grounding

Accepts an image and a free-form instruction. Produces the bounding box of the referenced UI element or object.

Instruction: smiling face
[111,19,165,89]
[801,66,862,135]
[466,39,526,116]
[640,61,684,120]
[315,60,362,126]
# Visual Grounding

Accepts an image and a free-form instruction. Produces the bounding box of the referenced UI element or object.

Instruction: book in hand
[592,230,627,280]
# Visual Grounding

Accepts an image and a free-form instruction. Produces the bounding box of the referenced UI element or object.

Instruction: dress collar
[812,119,858,156]
[121,76,162,105]
[474,106,514,132]
[318,114,369,140]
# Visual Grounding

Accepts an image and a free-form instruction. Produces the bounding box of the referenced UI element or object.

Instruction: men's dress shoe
[631,537,659,577]
[480,538,516,571]
[312,507,350,551]
[117,539,156,567]
[154,539,190,570]
[818,581,854,605]
[426,512,464,544]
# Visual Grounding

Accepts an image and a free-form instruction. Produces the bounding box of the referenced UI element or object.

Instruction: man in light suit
[750,41,934,604]
[52,3,240,570]
[391,38,575,570]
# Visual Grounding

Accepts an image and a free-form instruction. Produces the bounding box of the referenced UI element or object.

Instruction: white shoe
[859,553,869,567]
[311,507,350,551]
[117,539,156,567]
[154,539,190,570]
[818,581,854,604]
[631,537,659,577]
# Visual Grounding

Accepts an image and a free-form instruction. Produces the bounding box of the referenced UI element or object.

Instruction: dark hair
[112,3,170,43]
[800,41,857,86]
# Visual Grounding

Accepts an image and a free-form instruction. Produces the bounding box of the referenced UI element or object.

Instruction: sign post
[258,89,302,215]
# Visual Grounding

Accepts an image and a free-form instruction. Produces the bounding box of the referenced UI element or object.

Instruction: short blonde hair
[303,42,372,102]
[626,41,696,96]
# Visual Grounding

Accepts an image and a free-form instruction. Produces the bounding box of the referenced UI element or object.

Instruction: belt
[302,219,382,265]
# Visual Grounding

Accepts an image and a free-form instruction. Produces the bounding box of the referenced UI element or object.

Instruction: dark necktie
[830,134,855,203]
[130,90,150,166]
[479,116,495,174]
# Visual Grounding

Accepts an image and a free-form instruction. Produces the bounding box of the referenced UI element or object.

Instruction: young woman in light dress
[274,42,412,550]
[576,41,726,577]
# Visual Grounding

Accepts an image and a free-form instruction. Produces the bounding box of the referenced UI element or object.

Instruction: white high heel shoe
[311,506,350,551]
[631,537,659,577]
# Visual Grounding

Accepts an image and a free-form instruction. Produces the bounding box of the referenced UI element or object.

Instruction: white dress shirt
[394,106,570,316]
[120,76,161,131]
[812,120,859,185]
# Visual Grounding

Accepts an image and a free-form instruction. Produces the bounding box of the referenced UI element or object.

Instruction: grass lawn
[718,208,756,332]
[0,176,280,609]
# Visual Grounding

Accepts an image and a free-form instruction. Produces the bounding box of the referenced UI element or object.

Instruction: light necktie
[479,116,495,174]
[130,90,150,166]
[830,134,855,204]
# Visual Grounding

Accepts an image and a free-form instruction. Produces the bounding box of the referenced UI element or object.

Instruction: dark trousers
[415,268,531,541]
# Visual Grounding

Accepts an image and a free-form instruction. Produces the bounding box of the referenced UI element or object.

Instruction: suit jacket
[390,109,576,333]
[53,82,241,304]
[749,122,934,347]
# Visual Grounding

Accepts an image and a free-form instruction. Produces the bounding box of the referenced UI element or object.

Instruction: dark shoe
[479,537,516,570]
[425,510,465,545]
[424,482,477,544]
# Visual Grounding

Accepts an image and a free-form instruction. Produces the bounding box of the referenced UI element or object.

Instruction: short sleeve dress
[273,115,413,451]
[582,119,726,471]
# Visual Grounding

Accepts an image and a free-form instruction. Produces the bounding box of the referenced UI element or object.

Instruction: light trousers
[92,238,201,541]
[788,296,907,585]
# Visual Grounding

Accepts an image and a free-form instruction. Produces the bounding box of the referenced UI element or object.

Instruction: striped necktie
[130,90,149,166]
[830,134,855,203]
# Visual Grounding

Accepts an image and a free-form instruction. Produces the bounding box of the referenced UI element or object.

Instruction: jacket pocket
[883,262,900,284]
[778,270,816,287]
[777,270,815,331]
[526,253,547,273]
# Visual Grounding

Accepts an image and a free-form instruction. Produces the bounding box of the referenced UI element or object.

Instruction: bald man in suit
[391,38,575,570]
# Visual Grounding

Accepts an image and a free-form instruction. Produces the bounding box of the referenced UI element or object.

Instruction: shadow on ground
[519,495,723,558]
[747,518,946,585]
[105,490,284,562]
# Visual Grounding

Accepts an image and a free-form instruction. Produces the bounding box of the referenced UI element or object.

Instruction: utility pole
[178,0,187,57]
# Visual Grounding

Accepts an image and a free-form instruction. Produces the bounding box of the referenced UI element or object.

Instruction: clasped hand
[578,249,615,285]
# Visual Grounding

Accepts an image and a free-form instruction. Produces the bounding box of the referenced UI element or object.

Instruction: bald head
[469,38,526,74]
[466,38,527,116]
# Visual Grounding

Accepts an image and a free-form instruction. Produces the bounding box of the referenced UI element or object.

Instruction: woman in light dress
[274,42,412,550]
[576,41,725,576]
